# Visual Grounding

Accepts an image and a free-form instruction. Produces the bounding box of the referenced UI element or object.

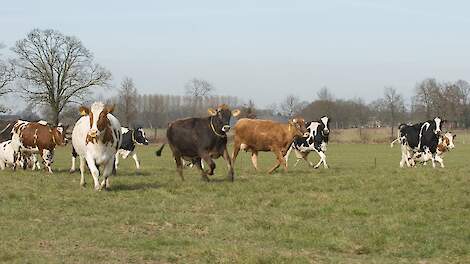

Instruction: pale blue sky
[1,0,469,107]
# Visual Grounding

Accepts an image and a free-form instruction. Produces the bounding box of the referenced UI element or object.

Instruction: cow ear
[106,105,115,113]
[232,109,241,117]
[453,134,456,139]
[207,108,217,116]
[79,106,90,116]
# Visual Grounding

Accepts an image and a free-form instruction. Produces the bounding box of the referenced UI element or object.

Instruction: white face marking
[90,102,106,134]
[56,127,64,134]
[434,117,442,134]
[321,116,329,130]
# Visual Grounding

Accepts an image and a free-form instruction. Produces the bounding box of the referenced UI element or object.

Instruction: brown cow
[11,120,68,173]
[232,118,309,174]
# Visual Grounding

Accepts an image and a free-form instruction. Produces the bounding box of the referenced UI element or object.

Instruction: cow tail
[155,144,166,157]
[391,125,404,148]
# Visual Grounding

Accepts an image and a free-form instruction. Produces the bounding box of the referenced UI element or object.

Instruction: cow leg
[79,156,87,187]
[0,161,5,170]
[194,158,210,182]
[31,154,40,170]
[70,156,76,173]
[434,155,444,168]
[114,153,120,170]
[132,152,140,170]
[85,156,100,190]
[41,149,54,174]
[100,159,114,190]
[268,150,286,174]
[251,151,258,171]
[314,151,328,169]
[200,154,215,179]
[232,144,241,168]
[223,148,234,181]
[174,155,185,181]
[284,144,293,168]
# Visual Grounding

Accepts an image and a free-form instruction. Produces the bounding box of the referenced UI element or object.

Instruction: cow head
[133,127,149,145]
[320,116,330,136]
[53,123,69,145]
[441,132,455,150]
[208,104,240,135]
[289,117,309,138]
[79,102,114,143]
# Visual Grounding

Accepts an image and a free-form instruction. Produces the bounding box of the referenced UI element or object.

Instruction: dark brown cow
[156,105,240,181]
[11,120,68,173]
[232,118,309,174]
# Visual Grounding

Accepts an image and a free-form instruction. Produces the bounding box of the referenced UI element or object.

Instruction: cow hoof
[69,169,76,174]
[202,175,210,182]
[313,166,320,169]
[80,182,86,187]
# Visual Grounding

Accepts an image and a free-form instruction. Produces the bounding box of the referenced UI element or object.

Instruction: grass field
[1,143,470,263]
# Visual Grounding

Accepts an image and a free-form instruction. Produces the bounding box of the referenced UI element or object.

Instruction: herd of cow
[0,102,457,190]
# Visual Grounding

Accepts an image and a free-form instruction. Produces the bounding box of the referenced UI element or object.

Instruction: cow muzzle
[323,129,330,136]
[222,125,231,132]
[88,129,99,139]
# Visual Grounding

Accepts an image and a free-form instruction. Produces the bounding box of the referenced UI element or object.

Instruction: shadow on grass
[111,181,164,191]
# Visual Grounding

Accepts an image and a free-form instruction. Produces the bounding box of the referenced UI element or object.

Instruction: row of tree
[1,29,470,133]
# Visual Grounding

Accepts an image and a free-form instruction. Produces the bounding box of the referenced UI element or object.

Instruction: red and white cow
[10,120,68,173]
[71,102,121,190]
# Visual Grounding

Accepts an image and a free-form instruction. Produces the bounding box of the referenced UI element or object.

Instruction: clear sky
[1,0,469,107]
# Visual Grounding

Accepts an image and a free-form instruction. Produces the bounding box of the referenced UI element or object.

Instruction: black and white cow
[70,127,149,172]
[285,116,330,169]
[391,117,443,168]
[115,127,149,170]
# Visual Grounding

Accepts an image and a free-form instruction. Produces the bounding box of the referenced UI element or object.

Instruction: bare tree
[317,86,334,101]
[279,94,307,118]
[239,99,257,119]
[12,29,111,125]
[185,78,214,97]
[383,87,405,138]
[0,43,15,97]
[117,77,138,127]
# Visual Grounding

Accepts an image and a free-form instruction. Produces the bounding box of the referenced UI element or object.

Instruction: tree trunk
[53,110,60,126]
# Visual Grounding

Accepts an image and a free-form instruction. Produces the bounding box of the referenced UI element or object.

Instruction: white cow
[72,102,122,190]
[0,140,20,170]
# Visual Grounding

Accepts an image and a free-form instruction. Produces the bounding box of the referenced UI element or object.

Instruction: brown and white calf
[71,102,122,190]
[10,120,68,173]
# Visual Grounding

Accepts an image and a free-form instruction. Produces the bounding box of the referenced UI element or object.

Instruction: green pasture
[1,143,470,263]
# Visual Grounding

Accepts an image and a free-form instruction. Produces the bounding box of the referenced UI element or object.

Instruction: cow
[411,131,455,168]
[70,126,149,173]
[285,116,330,169]
[71,102,122,190]
[115,127,149,170]
[232,118,309,174]
[390,117,443,168]
[10,120,68,173]
[0,140,21,170]
[155,104,240,181]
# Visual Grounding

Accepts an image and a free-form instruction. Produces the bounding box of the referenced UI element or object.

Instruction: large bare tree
[185,78,214,97]
[279,94,307,118]
[12,29,111,125]
[117,77,138,127]
[0,43,15,99]
[383,87,405,138]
